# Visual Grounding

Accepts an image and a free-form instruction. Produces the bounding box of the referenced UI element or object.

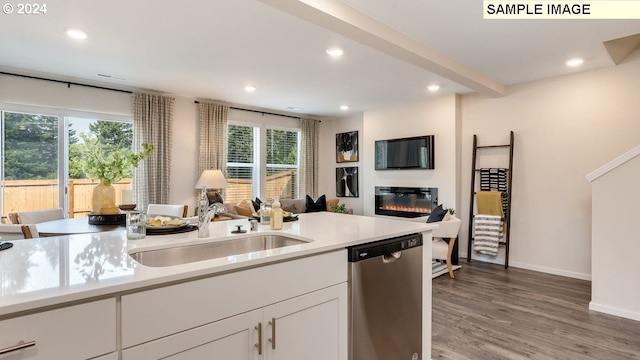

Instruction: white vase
[92,180,120,215]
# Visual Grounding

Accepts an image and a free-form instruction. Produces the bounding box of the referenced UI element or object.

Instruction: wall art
[336,166,358,197]
[336,131,358,163]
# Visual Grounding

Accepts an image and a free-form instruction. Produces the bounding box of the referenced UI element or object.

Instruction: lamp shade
[195,169,228,189]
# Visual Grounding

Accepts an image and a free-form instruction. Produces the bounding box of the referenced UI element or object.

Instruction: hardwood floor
[432,261,640,360]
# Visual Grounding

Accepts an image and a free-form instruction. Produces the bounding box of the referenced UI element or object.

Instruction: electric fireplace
[375,186,438,218]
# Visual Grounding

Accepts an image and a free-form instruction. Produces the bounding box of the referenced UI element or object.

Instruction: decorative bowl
[118,204,137,211]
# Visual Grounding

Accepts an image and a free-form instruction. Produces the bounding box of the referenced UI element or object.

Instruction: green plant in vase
[329,203,349,214]
[78,133,154,215]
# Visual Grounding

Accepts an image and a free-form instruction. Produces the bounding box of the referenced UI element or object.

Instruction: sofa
[217,196,341,220]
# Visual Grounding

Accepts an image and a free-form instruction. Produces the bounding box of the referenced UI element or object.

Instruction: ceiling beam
[603,33,640,65]
[261,0,507,97]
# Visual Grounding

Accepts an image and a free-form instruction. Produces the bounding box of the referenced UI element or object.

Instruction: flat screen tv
[375,135,435,170]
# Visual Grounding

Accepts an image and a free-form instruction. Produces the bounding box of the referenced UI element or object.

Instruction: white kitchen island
[0,212,435,360]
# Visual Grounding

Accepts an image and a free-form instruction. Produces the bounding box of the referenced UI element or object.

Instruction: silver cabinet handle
[0,340,36,355]
[255,322,262,355]
[268,317,276,349]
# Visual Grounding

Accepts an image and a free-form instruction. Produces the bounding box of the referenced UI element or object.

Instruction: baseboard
[460,257,592,281]
[589,301,640,321]
[509,261,591,281]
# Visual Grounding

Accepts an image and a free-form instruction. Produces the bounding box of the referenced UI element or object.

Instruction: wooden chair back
[21,224,39,239]
[7,213,19,224]
[13,208,65,224]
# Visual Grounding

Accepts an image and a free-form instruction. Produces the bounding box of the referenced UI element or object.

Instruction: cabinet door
[0,298,115,360]
[123,310,262,360]
[264,283,347,360]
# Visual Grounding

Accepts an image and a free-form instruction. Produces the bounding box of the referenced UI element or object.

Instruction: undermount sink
[129,235,309,267]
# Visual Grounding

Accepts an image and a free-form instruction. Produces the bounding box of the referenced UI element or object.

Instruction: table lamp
[195,169,228,215]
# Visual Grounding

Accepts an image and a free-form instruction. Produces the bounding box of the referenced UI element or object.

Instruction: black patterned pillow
[427,205,448,223]
[305,195,327,213]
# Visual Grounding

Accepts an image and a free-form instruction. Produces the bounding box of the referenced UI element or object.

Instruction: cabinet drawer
[0,298,116,360]
[122,249,347,348]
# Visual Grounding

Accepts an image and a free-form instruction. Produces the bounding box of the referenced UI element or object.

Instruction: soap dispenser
[270,197,283,230]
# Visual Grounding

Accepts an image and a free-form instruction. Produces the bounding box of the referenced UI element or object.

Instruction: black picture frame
[336,167,358,197]
[336,131,358,163]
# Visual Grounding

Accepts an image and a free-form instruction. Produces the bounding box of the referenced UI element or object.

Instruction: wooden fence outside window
[1,170,296,222]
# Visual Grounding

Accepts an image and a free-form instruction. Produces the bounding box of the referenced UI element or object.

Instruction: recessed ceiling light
[326,48,344,57]
[565,58,584,67]
[340,105,349,111]
[427,84,441,92]
[65,28,88,40]
[244,85,256,93]
[286,106,303,111]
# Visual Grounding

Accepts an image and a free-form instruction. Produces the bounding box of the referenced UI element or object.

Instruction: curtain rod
[1,71,316,121]
[0,71,133,94]
[194,100,304,120]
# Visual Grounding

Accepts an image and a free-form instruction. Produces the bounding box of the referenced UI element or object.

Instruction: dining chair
[10,208,65,224]
[0,223,30,240]
[7,212,19,224]
[147,204,188,218]
[432,215,462,278]
[21,224,40,239]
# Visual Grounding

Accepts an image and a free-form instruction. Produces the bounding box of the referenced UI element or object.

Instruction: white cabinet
[123,283,347,360]
[123,309,262,360]
[263,283,347,360]
[0,298,116,360]
[121,250,348,360]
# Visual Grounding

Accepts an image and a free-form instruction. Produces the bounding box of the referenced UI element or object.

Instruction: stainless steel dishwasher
[348,232,423,360]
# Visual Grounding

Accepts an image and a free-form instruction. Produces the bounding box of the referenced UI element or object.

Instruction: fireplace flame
[380,205,431,214]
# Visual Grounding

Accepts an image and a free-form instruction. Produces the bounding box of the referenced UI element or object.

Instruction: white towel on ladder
[474,214,502,256]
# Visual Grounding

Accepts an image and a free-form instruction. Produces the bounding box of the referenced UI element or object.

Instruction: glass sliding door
[67,117,133,218]
[1,111,61,222]
[1,110,134,222]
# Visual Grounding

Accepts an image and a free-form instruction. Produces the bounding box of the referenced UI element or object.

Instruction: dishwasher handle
[382,251,402,263]
[347,233,422,262]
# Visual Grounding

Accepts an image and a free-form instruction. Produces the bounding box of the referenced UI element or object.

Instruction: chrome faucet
[197,195,216,238]
[198,208,216,238]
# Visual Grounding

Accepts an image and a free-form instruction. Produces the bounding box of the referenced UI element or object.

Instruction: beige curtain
[300,118,320,198]
[132,92,175,209]
[198,101,228,174]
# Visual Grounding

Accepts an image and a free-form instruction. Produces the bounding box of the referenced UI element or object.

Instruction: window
[1,109,133,221]
[226,123,299,203]
[266,128,299,200]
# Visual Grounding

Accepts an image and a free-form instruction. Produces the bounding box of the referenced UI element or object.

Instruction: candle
[121,189,133,205]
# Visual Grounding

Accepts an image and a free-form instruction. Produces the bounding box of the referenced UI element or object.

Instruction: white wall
[589,150,640,321]
[170,96,198,212]
[460,49,640,279]
[362,94,461,217]
[0,73,131,117]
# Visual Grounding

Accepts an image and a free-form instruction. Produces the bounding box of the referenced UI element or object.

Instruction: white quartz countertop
[0,212,435,316]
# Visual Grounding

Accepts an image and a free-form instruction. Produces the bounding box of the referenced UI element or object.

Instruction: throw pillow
[235,200,255,217]
[305,194,327,213]
[427,204,447,223]
[251,197,262,213]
